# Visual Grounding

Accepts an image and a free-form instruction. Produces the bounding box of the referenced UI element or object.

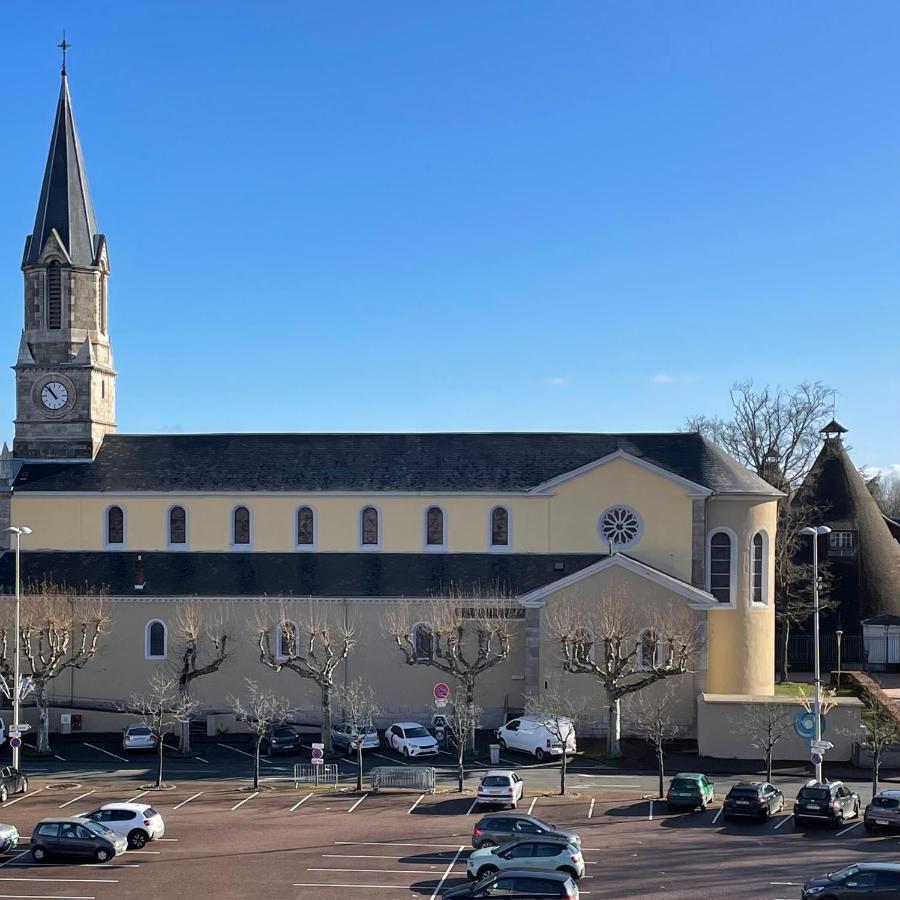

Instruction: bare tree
[0,580,107,754]
[524,678,587,795]
[172,603,229,754]
[685,379,835,490]
[858,703,900,799]
[550,588,700,758]
[628,685,682,799]
[335,678,381,791]
[229,679,291,790]
[256,602,355,753]
[128,670,197,789]
[874,474,900,519]
[444,702,482,793]
[733,702,794,783]
[386,585,516,747]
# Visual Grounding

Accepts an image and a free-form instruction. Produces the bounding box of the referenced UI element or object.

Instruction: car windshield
[829,865,859,881]
[728,788,760,798]
[404,727,430,739]
[799,787,830,800]
[128,727,151,736]
[482,776,511,787]
[872,796,900,809]
[274,728,295,737]
[82,821,111,836]
[670,779,699,791]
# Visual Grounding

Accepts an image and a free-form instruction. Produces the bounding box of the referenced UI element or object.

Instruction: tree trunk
[356,740,363,792]
[607,699,622,758]
[457,740,465,793]
[779,623,791,684]
[320,682,333,753]
[253,736,261,790]
[766,747,773,784]
[873,752,880,798]
[179,718,192,755]
[465,681,476,751]
[155,727,165,788]
[35,686,51,754]
[657,745,665,799]
[560,742,568,796]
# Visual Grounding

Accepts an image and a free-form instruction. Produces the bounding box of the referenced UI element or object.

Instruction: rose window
[598,505,642,549]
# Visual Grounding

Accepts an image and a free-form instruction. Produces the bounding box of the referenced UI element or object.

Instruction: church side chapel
[0,63,862,759]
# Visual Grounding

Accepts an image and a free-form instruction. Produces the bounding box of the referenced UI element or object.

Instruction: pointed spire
[24,66,100,268]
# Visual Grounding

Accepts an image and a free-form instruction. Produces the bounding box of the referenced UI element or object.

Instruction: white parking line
[216,743,275,765]
[0,852,28,870]
[290,793,313,812]
[194,757,209,763]
[772,814,792,830]
[322,854,464,861]
[429,845,465,900]
[712,808,723,824]
[53,755,66,762]
[156,839,179,842]
[408,794,425,814]
[333,841,470,849]
[466,799,478,815]
[587,798,595,819]
[527,797,537,815]
[83,742,127,763]
[173,792,202,810]
[293,886,421,892]
[648,799,654,820]
[3,788,44,808]
[0,878,118,884]
[371,752,407,767]
[0,895,97,899]
[837,821,863,837]
[126,851,160,855]
[127,791,149,803]
[230,791,258,811]
[59,790,95,809]
[310,868,446,875]
[347,794,368,813]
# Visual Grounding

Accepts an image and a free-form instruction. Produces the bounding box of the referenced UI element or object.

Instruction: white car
[77,803,165,849]
[477,769,524,808]
[122,723,157,752]
[496,716,577,761]
[384,721,439,758]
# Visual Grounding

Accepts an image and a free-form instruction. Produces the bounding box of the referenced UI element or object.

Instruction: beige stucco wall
[697,693,862,762]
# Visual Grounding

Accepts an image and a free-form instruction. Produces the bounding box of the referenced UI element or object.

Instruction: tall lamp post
[4,526,31,771]
[800,524,831,783]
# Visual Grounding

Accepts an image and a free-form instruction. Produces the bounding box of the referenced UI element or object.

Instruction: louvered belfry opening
[47,261,62,329]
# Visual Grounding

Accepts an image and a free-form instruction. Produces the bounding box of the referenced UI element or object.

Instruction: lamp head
[800,525,832,536]
[3,526,31,536]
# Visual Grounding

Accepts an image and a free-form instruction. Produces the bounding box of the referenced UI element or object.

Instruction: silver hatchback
[865,790,900,832]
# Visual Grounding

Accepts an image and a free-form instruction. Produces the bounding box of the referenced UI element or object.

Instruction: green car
[666,773,714,811]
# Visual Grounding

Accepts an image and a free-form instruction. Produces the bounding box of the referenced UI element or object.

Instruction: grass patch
[774,681,856,698]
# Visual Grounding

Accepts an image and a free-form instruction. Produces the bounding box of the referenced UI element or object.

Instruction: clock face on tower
[40,381,69,411]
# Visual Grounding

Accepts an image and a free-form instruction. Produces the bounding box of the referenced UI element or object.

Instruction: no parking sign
[311,742,324,765]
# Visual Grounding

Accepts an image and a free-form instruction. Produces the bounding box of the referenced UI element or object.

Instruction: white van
[495,716,577,761]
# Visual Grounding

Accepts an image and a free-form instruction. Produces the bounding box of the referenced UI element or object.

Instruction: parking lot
[0,774,896,899]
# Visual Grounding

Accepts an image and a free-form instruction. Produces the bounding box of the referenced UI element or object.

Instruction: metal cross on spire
[58,32,71,76]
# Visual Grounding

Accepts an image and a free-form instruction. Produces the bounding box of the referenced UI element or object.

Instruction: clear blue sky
[1,2,897,472]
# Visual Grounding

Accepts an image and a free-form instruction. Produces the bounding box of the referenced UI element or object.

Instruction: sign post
[311,742,324,787]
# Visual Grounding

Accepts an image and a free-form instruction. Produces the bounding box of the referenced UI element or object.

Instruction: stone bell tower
[14,59,116,461]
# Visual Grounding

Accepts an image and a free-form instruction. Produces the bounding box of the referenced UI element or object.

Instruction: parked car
[260,725,301,757]
[722,781,785,821]
[472,812,581,849]
[864,790,900,832]
[0,767,27,804]
[444,869,579,899]
[30,817,127,863]
[666,773,714,811]
[477,770,524,809]
[384,722,439,757]
[496,716,576,762]
[0,823,18,854]
[77,802,165,849]
[794,781,860,828]
[122,723,157,752]
[331,722,380,754]
[802,862,900,899]
[466,837,584,881]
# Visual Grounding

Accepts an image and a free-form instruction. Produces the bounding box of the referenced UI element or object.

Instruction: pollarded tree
[524,677,587,795]
[550,586,701,758]
[0,579,107,754]
[256,602,355,753]
[229,679,291,790]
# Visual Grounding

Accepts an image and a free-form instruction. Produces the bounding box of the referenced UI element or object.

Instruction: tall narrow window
[169,506,186,546]
[233,506,250,545]
[100,277,108,334]
[491,507,510,547]
[361,506,379,546]
[277,621,299,658]
[106,505,124,545]
[709,531,733,603]
[47,261,62,330]
[413,623,433,661]
[426,506,444,546]
[751,532,764,603]
[297,506,315,546]
[638,629,660,670]
[145,621,167,660]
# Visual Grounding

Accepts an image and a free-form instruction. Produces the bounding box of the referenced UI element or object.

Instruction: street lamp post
[800,524,831,783]
[835,629,843,690]
[4,526,31,771]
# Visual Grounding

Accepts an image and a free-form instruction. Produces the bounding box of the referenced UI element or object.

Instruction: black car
[444,869,579,899]
[0,767,27,804]
[794,781,860,828]
[802,862,900,899]
[30,817,127,863]
[722,781,784,821]
[472,813,581,849]
[260,725,301,757]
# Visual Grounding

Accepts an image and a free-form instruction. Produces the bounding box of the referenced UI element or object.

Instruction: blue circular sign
[794,710,827,738]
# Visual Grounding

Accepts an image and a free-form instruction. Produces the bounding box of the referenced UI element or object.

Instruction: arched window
[100,277,108,334]
[168,506,186,546]
[276,621,299,659]
[232,506,251,546]
[106,505,124,546]
[47,261,62,330]
[490,506,510,548]
[751,531,766,604]
[296,506,315,546]
[425,506,444,547]
[361,506,379,546]
[413,623,433,661]
[637,629,660,671]
[145,620,167,660]
[708,531,733,603]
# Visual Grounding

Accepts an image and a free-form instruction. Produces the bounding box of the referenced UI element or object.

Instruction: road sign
[8,724,30,735]
[810,739,833,751]
[311,742,324,765]
[794,710,827,739]
[433,683,450,702]
[8,737,21,749]
[810,751,823,766]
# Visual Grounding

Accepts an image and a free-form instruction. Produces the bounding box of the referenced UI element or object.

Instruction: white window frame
[488,505,512,552]
[423,505,447,551]
[829,531,854,549]
[166,504,189,550]
[358,504,382,551]
[750,529,770,607]
[275,620,300,660]
[230,504,252,550]
[706,527,738,606]
[104,504,126,549]
[295,504,317,552]
[145,620,167,660]
[411,621,434,661]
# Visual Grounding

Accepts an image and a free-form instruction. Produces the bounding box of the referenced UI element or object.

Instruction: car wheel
[833,812,844,829]
[127,830,148,849]
[95,848,111,863]
[403,746,410,758]
[535,748,546,762]
[853,802,860,819]
[511,799,518,809]
[32,846,46,861]
[20,778,27,793]
[477,839,496,848]
[0,787,8,804]
[498,738,507,750]
[478,866,499,879]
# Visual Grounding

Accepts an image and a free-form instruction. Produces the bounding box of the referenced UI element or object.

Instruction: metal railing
[784,633,865,669]
[294,764,339,787]
[371,766,436,794]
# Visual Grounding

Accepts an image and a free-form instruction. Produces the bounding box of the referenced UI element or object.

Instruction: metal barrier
[294,764,339,787]
[371,766,436,794]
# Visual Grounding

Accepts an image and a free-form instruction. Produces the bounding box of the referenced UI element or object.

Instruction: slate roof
[12,432,779,494]
[23,74,100,268]
[0,552,606,599]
